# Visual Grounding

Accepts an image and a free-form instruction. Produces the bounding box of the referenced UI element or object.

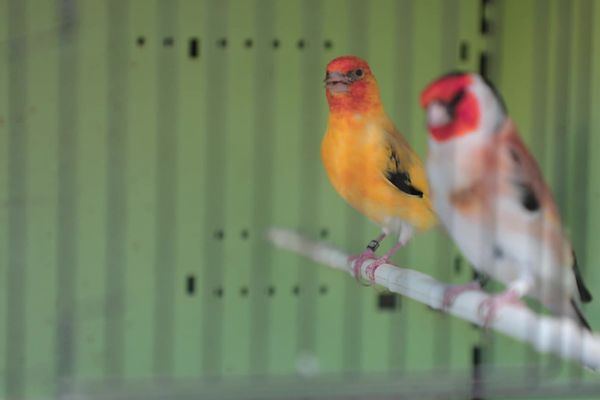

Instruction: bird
[321,55,436,283]
[421,71,593,329]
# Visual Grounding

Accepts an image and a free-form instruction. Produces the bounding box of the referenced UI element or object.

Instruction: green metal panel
[75,0,109,385]
[1,0,599,398]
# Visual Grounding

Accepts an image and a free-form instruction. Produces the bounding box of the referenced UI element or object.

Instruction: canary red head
[420,72,506,142]
[324,56,382,114]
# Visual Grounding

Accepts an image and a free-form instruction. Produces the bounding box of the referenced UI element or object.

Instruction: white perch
[268,227,600,371]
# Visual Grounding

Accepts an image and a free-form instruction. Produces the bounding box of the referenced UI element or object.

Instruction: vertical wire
[5,0,28,397]
[342,0,367,375]
[527,0,550,379]
[153,0,179,377]
[433,0,461,371]
[55,0,80,392]
[201,0,228,376]
[388,0,414,374]
[481,0,505,371]
[530,0,550,172]
[568,0,593,383]
[296,0,323,360]
[249,0,275,375]
[550,0,572,377]
[105,0,130,379]
[552,0,572,214]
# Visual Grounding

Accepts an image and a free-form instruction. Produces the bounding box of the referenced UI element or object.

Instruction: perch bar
[268,227,600,371]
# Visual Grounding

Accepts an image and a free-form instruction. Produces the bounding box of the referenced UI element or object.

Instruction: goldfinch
[421,72,592,329]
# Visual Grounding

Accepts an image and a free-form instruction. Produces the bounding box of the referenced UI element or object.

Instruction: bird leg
[349,233,386,281]
[441,281,482,309]
[478,277,532,327]
[363,224,414,284]
[364,241,405,283]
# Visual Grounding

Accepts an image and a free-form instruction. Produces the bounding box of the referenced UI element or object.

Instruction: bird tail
[569,298,592,331]
[572,251,593,303]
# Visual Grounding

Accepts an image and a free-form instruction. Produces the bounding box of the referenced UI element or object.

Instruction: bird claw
[348,250,390,286]
[478,289,524,328]
[364,256,390,284]
[348,250,376,281]
[442,281,481,309]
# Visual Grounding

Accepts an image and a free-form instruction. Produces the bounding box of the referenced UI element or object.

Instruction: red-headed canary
[322,55,436,282]
[421,72,592,329]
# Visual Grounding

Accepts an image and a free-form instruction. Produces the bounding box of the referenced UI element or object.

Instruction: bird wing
[381,123,428,199]
[496,120,592,303]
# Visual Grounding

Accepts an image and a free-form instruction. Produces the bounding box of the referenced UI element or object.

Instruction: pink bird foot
[442,281,482,309]
[348,248,376,281]
[478,289,525,327]
[348,234,386,281]
[364,241,405,284]
[365,255,392,283]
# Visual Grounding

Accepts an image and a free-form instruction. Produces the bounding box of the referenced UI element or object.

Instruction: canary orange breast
[321,109,436,232]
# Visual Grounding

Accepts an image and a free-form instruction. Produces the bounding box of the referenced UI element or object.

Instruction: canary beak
[325,71,350,94]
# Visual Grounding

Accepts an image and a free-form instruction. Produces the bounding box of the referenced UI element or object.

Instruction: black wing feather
[507,146,541,213]
[570,298,592,331]
[385,148,424,198]
[572,251,593,303]
[514,181,540,212]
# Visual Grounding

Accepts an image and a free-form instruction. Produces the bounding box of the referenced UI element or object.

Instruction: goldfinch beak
[427,102,451,128]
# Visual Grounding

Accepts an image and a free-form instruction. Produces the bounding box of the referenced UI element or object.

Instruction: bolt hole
[454,256,462,274]
[272,39,280,48]
[136,36,146,46]
[319,228,329,239]
[297,39,305,49]
[481,19,490,35]
[189,37,199,58]
[163,37,174,47]
[479,52,489,79]
[292,285,300,295]
[319,284,328,295]
[214,229,224,240]
[218,38,227,48]
[214,287,224,298]
[186,275,196,295]
[472,345,484,395]
[323,39,333,49]
[244,38,253,48]
[378,293,398,310]
[473,345,483,366]
[459,41,469,61]
[241,229,249,239]
[267,286,276,296]
[240,286,249,297]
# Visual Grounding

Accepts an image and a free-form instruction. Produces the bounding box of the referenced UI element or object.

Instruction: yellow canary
[322,56,436,282]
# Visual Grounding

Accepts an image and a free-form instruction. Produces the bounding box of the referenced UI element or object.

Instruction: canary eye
[347,68,364,81]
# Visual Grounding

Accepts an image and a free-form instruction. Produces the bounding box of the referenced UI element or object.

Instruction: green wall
[0,0,598,398]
